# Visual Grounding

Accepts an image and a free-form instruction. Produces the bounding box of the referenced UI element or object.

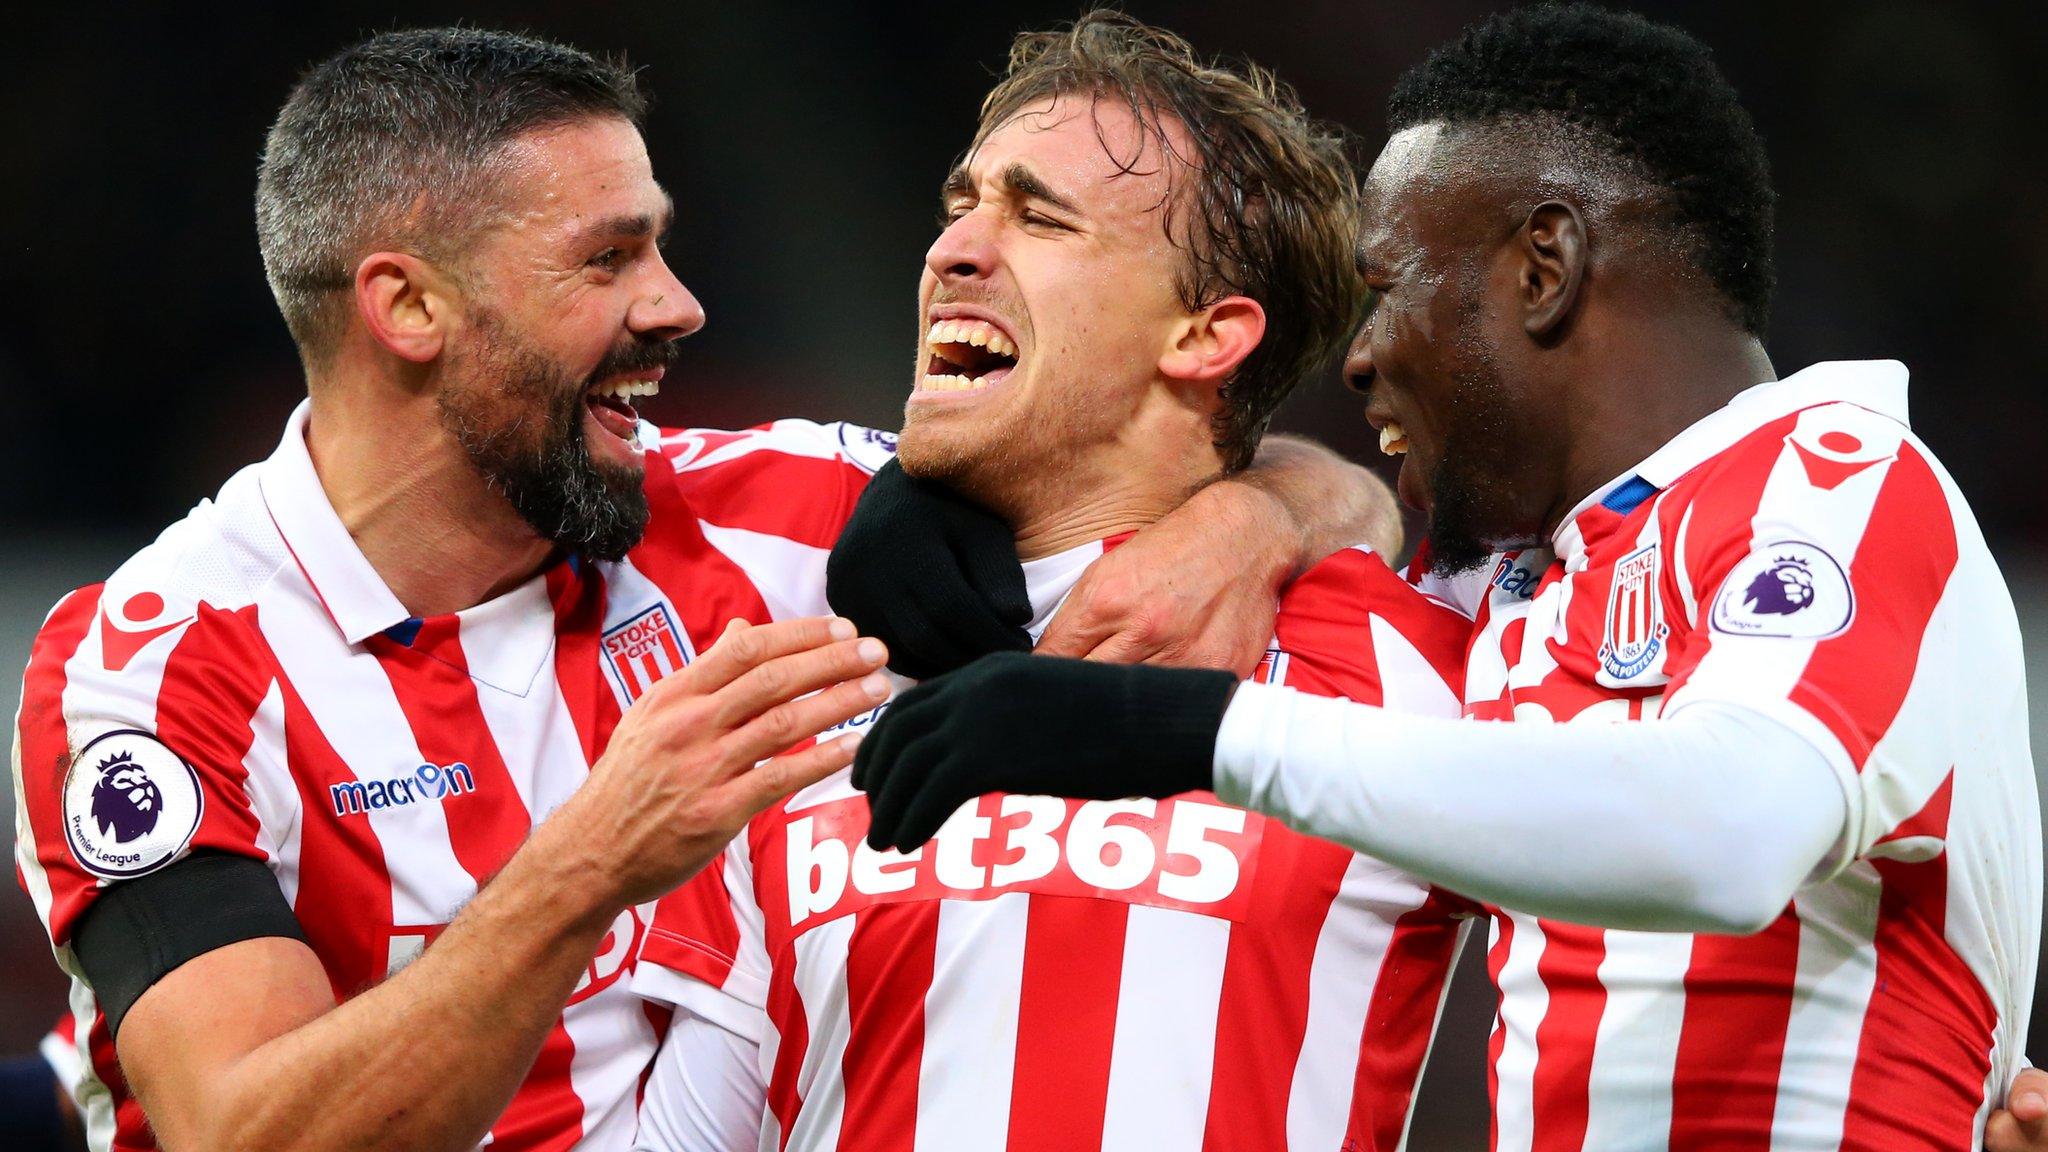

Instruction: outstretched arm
[853,659,1848,935]
[1038,435,1399,675]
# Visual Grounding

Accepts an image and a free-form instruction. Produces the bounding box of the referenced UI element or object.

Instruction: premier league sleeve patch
[1709,540,1855,640]
[61,730,206,881]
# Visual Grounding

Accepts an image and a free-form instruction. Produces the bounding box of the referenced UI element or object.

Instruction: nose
[1343,325,1375,395]
[633,253,706,341]
[925,209,997,284]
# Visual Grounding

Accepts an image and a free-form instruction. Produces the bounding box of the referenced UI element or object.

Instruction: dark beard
[438,310,673,562]
[1424,289,1527,577]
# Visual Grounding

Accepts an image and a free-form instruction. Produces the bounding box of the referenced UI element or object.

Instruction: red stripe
[488,1022,584,1152]
[1006,897,1128,1150]
[764,944,810,1150]
[1838,781,1997,1150]
[83,1011,153,1152]
[256,655,392,996]
[629,466,775,655]
[15,584,103,942]
[1667,911,1803,1149]
[1786,446,1958,770]
[370,615,535,883]
[1485,913,1514,1152]
[1527,921,1607,1152]
[669,446,871,549]
[1346,891,1468,1152]
[152,603,276,861]
[642,854,744,989]
[839,904,938,1149]
[1201,838,1350,1151]
[547,562,618,767]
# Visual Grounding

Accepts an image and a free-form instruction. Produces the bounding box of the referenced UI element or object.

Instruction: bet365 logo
[772,793,1265,933]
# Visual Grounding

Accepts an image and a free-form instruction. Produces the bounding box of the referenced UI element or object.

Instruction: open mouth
[585,375,660,444]
[919,318,1019,393]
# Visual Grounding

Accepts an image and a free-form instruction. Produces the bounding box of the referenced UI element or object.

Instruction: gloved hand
[854,651,1239,851]
[825,458,1031,679]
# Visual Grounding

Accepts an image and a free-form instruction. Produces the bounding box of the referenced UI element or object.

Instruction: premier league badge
[1711,540,1854,639]
[1598,542,1670,684]
[62,730,204,879]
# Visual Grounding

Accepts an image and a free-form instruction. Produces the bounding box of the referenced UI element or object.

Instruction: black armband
[72,850,307,1036]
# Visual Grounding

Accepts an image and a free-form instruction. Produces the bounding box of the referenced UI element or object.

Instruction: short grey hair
[255,27,646,363]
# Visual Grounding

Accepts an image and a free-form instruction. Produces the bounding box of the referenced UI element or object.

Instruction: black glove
[826,458,1032,679]
[854,651,1239,852]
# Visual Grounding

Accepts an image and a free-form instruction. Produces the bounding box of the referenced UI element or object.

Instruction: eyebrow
[942,161,1082,217]
[574,192,676,246]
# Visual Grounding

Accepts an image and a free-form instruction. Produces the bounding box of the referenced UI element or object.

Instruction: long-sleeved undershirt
[1213,685,1851,934]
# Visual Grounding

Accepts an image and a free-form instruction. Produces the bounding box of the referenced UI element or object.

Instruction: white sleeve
[1213,684,1851,933]
[633,1006,767,1152]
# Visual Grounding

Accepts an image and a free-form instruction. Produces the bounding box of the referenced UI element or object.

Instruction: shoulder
[22,484,283,763]
[1664,399,1961,584]
[647,419,897,483]
[642,419,895,551]
[1272,547,1469,711]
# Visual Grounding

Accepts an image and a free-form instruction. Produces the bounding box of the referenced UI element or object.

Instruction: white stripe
[1098,905,1230,1152]
[1491,912,1549,1152]
[237,681,303,905]
[700,522,834,622]
[462,580,590,823]
[784,916,855,1151]
[259,579,473,929]
[913,896,1028,1152]
[561,970,662,1149]
[1767,860,1881,1150]
[1369,616,1462,718]
[1286,856,1415,1150]
[67,977,116,1152]
[1580,931,1693,1149]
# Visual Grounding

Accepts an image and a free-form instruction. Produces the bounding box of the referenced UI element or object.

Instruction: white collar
[1553,359,1911,545]
[258,400,412,645]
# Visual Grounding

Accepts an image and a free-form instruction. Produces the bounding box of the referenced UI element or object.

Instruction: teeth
[593,378,660,401]
[1379,421,1409,456]
[925,318,1018,361]
[918,372,993,393]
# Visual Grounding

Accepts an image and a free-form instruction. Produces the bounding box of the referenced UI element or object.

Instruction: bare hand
[1038,479,1289,677]
[551,616,890,907]
[1986,1067,2048,1150]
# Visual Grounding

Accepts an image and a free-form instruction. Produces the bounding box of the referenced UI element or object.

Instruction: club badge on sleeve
[1709,540,1854,640]
[61,730,205,880]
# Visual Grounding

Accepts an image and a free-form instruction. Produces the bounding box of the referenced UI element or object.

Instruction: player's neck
[1541,320,1775,537]
[1007,417,1220,561]
[304,388,556,619]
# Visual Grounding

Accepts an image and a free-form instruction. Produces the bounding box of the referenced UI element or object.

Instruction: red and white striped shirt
[1420,360,2040,1150]
[634,538,1478,1152]
[10,403,889,1152]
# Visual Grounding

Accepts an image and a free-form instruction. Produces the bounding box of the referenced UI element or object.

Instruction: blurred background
[2,0,2043,1143]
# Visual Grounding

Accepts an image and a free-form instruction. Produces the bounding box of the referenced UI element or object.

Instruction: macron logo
[330,763,477,818]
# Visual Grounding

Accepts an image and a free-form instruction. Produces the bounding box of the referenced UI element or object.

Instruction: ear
[353,252,458,364]
[1158,295,1266,387]
[1520,200,1586,339]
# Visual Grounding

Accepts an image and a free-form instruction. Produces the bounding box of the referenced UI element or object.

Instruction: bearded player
[11,27,1394,1152]
[626,15,1480,1151]
[861,6,2043,1149]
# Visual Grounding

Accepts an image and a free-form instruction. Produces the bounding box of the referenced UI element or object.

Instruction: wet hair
[976,10,1365,472]
[1387,3,1776,335]
[256,27,645,363]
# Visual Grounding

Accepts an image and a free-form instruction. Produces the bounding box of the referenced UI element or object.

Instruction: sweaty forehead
[1360,123,1513,264]
[968,93,1188,223]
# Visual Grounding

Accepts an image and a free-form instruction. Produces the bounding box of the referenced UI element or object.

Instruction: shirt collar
[1553,359,1912,547]
[258,400,413,645]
